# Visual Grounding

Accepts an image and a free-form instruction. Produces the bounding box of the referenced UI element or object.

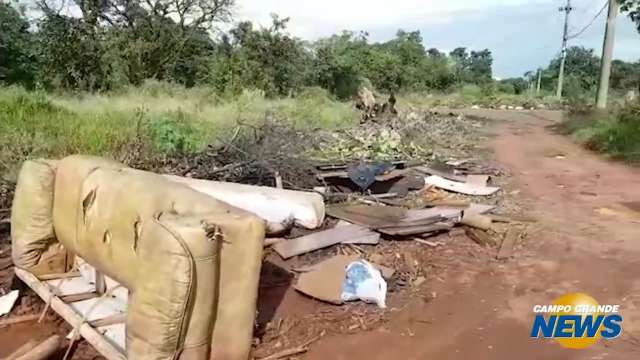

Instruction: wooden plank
[424,175,500,196]
[497,228,520,259]
[466,174,490,186]
[273,225,374,259]
[405,207,462,222]
[414,166,467,182]
[14,268,126,360]
[89,313,127,328]
[326,205,407,228]
[59,292,99,303]
[374,169,408,181]
[465,228,496,247]
[378,222,453,236]
[316,170,348,179]
[37,271,81,281]
[376,215,443,229]
[342,233,380,245]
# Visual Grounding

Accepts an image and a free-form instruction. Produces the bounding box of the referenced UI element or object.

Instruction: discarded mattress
[165,175,325,229]
[12,155,266,360]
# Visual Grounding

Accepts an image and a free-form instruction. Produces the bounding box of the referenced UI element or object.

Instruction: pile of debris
[262,157,525,310]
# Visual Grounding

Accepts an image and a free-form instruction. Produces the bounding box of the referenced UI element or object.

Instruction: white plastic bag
[341,260,387,308]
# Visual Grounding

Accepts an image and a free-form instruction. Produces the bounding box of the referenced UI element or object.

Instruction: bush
[565,102,640,162]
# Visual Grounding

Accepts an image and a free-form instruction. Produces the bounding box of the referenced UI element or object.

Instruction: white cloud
[232,0,640,77]
[236,0,554,39]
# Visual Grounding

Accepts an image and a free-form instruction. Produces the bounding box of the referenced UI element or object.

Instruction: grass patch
[0,82,358,181]
[560,103,640,162]
[397,89,564,110]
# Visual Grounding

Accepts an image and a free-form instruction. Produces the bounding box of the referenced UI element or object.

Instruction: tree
[205,16,312,97]
[619,0,640,31]
[0,2,37,87]
[469,49,493,83]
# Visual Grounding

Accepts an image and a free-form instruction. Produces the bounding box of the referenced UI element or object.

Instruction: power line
[568,1,608,39]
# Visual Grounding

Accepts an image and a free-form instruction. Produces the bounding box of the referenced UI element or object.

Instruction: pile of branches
[313,110,485,163]
[145,118,320,190]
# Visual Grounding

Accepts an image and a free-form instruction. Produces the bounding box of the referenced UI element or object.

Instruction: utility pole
[536,69,542,95]
[596,0,619,109]
[557,0,573,98]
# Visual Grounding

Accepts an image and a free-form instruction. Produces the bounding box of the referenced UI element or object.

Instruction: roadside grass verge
[558,102,640,162]
[0,83,358,181]
[398,86,564,110]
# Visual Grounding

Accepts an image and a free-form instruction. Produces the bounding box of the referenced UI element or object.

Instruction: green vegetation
[0,83,359,180]
[521,46,640,102]
[0,0,496,98]
[560,102,640,162]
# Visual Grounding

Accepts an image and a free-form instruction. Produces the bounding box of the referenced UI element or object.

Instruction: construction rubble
[0,109,531,360]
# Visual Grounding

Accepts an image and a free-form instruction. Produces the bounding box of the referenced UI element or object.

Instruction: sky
[235,0,640,78]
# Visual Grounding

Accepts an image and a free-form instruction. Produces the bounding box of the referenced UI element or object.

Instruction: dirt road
[304,110,640,359]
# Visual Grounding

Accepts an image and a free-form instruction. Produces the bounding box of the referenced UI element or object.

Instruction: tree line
[504,46,640,99]
[0,0,493,98]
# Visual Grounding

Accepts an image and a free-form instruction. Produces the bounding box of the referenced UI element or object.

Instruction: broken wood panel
[342,233,381,245]
[376,215,444,229]
[465,228,496,247]
[466,174,490,186]
[59,292,99,303]
[273,225,374,259]
[414,166,468,182]
[378,222,453,236]
[424,175,500,196]
[326,205,407,228]
[405,207,462,222]
[497,228,520,259]
[89,313,127,328]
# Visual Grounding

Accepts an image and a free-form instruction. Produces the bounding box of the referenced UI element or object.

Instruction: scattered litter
[326,204,406,228]
[0,290,19,316]
[294,255,390,307]
[415,166,467,183]
[341,260,387,308]
[273,224,378,259]
[425,175,500,196]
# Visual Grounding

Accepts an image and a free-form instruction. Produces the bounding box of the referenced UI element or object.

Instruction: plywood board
[425,175,500,196]
[273,225,376,259]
